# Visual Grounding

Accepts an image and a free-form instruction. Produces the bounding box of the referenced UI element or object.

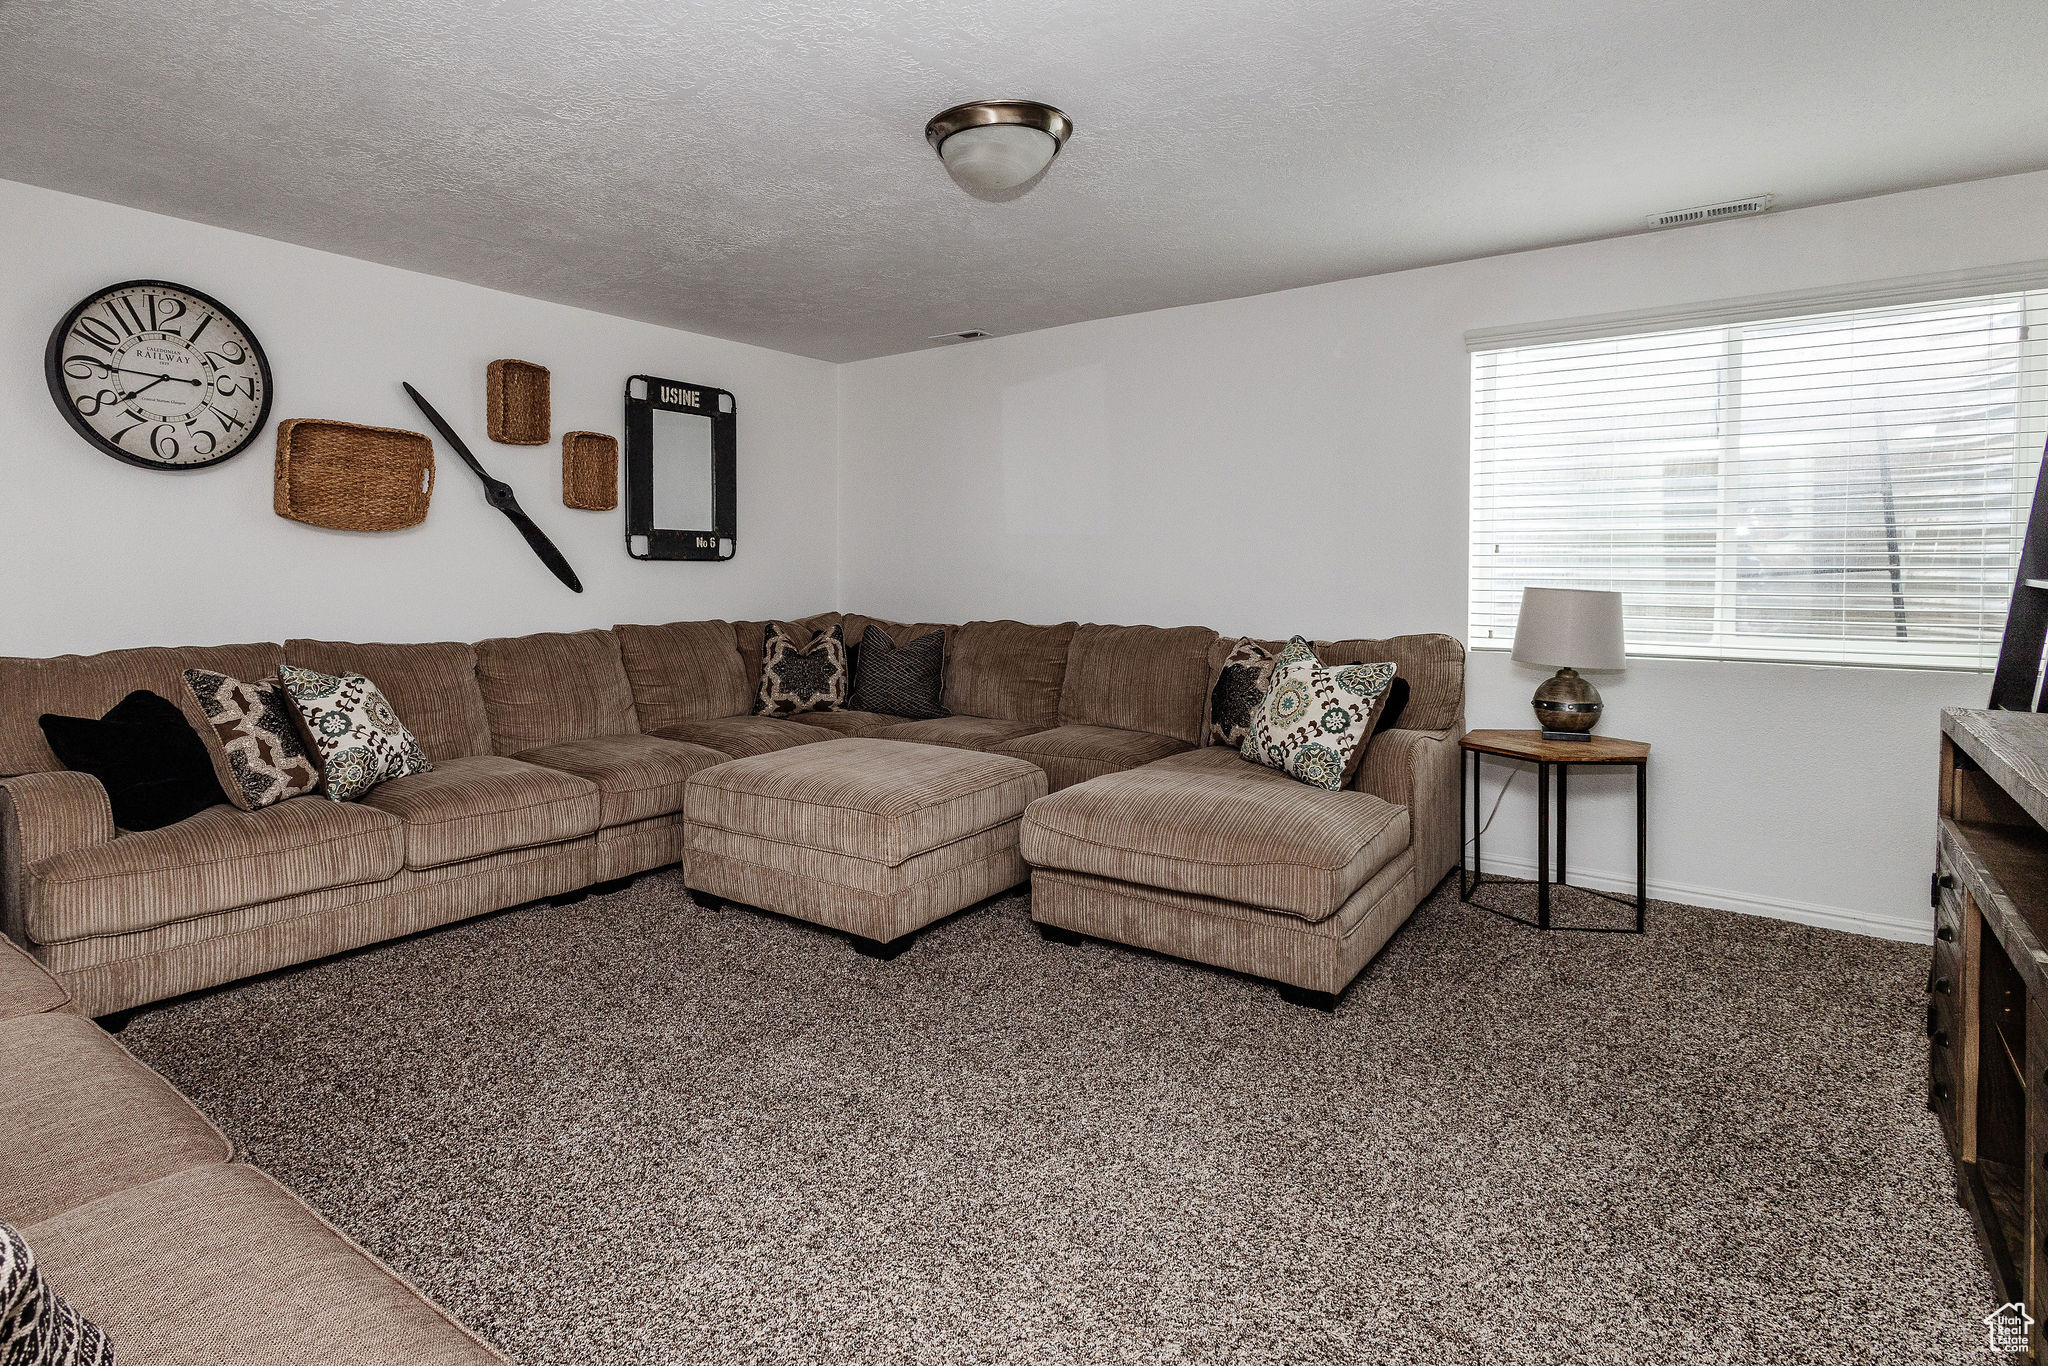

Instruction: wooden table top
[1461,729,1650,763]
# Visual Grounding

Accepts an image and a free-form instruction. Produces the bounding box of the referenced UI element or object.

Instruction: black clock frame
[44,278,274,472]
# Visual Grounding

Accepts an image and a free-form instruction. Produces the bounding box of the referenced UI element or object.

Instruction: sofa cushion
[847,625,949,720]
[24,1163,507,1366]
[0,643,284,778]
[26,799,404,945]
[0,1012,230,1226]
[181,668,323,811]
[1315,633,1464,733]
[994,725,1193,793]
[512,734,728,828]
[36,690,226,832]
[473,630,637,756]
[614,621,752,731]
[684,738,1046,867]
[0,937,67,1020]
[356,756,599,869]
[1058,624,1216,746]
[780,709,901,738]
[731,614,840,697]
[651,715,840,759]
[278,666,435,802]
[285,640,493,761]
[942,621,1076,728]
[1019,746,1410,922]
[870,716,1045,752]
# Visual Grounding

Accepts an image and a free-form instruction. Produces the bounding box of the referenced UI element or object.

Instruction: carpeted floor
[122,873,1995,1365]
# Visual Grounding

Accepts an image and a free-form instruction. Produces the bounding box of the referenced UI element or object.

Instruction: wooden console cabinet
[1938,708,2048,1355]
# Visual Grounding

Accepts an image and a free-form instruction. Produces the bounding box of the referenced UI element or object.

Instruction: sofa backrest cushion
[473,629,638,755]
[0,643,284,776]
[1058,624,1218,746]
[285,640,492,762]
[615,621,753,730]
[728,613,839,697]
[1315,634,1465,733]
[943,620,1077,728]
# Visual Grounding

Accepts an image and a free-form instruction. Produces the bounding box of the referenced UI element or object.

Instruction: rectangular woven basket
[273,419,435,532]
[487,359,550,445]
[561,431,618,511]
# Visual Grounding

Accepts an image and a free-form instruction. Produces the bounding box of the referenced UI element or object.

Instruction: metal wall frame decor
[623,374,736,561]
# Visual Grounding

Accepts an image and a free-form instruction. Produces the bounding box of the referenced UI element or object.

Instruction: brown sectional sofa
[0,933,505,1364]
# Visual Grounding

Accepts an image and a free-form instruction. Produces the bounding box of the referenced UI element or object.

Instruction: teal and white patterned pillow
[277,665,432,801]
[1240,637,1396,790]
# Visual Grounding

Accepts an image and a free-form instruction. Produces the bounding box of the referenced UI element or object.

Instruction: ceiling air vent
[1646,194,1774,229]
[928,329,992,342]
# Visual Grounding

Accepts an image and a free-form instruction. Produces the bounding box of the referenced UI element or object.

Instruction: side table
[1460,729,1650,933]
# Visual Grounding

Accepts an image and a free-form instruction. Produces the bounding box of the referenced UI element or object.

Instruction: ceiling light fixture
[925,100,1073,194]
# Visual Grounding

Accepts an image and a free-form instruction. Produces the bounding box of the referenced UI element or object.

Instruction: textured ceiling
[2,0,2045,362]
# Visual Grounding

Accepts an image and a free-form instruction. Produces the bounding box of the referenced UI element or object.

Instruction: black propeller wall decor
[403,382,583,593]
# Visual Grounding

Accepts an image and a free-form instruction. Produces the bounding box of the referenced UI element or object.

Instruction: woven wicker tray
[273,419,435,532]
[487,359,550,445]
[562,431,618,511]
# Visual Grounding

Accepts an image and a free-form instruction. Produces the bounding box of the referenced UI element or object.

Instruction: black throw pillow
[1373,677,1411,735]
[39,690,228,831]
[848,625,949,720]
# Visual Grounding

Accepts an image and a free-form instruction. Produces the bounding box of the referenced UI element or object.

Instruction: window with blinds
[1470,288,2048,669]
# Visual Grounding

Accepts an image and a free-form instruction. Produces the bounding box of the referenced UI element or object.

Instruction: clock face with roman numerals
[44,280,272,470]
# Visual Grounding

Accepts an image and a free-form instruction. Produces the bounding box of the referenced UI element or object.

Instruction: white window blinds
[1470,288,2048,669]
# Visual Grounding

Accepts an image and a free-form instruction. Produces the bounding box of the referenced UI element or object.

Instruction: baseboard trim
[1469,854,1931,945]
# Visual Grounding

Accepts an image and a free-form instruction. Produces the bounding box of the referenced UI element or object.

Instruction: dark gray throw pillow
[0,1220,114,1366]
[848,626,948,720]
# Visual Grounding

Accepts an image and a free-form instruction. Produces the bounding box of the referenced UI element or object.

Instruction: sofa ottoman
[683,738,1047,956]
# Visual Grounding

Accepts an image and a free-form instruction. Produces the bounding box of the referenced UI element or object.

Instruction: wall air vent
[928,329,993,342]
[1647,195,1774,229]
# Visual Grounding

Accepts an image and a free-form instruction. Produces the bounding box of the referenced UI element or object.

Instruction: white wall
[0,179,839,656]
[836,169,2048,942]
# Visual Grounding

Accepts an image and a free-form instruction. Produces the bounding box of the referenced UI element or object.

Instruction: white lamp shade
[938,123,1059,192]
[1511,587,1626,671]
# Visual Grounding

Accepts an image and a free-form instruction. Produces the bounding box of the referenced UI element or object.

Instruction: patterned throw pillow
[1240,637,1397,790]
[847,625,948,720]
[756,622,849,716]
[1208,638,1279,748]
[183,667,322,810]
[0,1220,115,1366]
[277,665,433,802]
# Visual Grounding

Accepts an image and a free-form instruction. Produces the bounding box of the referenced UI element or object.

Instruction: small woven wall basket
[273,419,435,532]
[561,431,618,511]
[486,359,551,445]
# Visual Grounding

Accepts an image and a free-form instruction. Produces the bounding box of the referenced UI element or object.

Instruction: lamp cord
[1462,767,1517,851]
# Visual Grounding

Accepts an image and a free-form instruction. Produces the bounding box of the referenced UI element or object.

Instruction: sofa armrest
[1353,726,1462,893]
[0,772,115,943]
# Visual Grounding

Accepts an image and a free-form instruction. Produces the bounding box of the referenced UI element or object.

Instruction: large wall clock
[44,279,273,470]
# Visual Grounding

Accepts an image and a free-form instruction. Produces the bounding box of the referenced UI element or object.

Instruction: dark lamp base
[1540,729,1593,742]
[1531,666,1603,736]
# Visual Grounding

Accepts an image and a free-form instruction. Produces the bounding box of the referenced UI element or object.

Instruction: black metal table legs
[1461,751,1647,934]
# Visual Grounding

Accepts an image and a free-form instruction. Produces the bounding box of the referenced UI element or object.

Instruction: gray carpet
[121,873,1994,1365]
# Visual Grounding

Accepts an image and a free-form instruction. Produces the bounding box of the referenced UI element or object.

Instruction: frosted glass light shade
[938,124,1059,192]
[1511,587,1627,670]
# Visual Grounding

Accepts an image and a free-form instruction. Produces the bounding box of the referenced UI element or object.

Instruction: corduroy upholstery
[993,724,1193,793]
[729,615,841,697]
[513,734,729,829]
[779,709,901,738]
[1353,726,1463,889]
[285,640,493,762]
[0,642,285,777]
[1,771,117,945]
[1058,624,1217,746]
[0,1011,231,1226]
[0,933,68,1019]
[942,621,1076,728]
[25,798,404,945]
[356,757,600,869]
[1019,746,1409,922]
[685,739,1044,868]
[869,715,1045,751]
[474,629,638,756]
[25,1163,508,1366]
[649,715,837,759]
[614,621,753,730]
[1315,634,1464,735]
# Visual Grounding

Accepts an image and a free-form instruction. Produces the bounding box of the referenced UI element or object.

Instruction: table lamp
[1511,587,1626,740]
